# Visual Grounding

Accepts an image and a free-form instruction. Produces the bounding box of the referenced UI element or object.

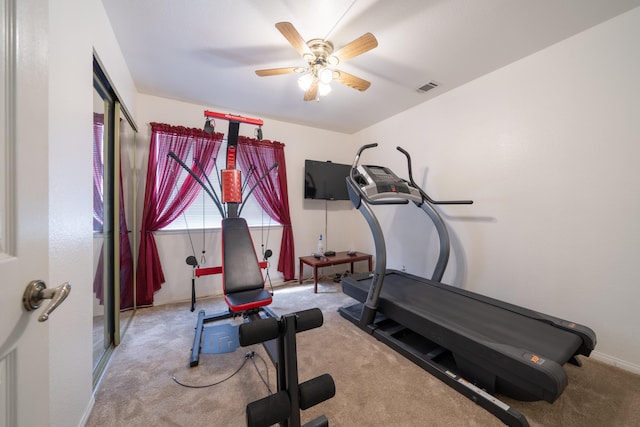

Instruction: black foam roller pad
[246,391,291,427]
[295,307,324,333]
[299,374,336,410]
[238,317,279,346]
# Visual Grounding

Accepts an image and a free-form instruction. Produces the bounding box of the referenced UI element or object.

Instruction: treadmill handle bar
[347,143,378,210]
[396,146,473,205]
[350,143,378,180]
[346,143,387,324]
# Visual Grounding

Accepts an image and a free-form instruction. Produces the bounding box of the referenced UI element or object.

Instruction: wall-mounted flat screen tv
[304,160,351,200]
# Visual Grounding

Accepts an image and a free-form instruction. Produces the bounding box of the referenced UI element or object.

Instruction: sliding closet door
[117,103,137,335]
[92,81,114,376]
[92,57,138,384]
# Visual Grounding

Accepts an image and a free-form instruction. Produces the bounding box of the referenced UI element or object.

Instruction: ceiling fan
[255,22,378,101]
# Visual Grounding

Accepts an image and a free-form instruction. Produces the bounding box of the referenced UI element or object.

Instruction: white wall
[48,0,138,425]
[135,95,369,305]
[354,8,640,372]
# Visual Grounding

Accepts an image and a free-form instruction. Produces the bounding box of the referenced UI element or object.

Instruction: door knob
[23,280,72,322]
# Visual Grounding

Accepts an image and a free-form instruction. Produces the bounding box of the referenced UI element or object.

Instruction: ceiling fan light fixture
[298,73,314,91]
[256,22,376,101]
[318,82,332,96]
[318,67,334,84]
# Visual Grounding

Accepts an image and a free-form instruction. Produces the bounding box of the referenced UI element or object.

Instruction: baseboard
[78,395,95,427]
[590,350,640,375]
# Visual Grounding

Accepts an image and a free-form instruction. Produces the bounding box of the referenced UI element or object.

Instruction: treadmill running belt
[397,274,578,361]
[342,270,584,402]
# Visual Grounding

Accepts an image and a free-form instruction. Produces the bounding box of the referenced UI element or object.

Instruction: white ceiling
[101,0,640,134]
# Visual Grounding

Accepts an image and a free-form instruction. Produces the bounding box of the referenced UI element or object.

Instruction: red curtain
[236,136,295,280]
[136,123,224,306]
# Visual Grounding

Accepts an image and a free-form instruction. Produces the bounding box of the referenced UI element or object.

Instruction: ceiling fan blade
[275,22,311,57]
[304,81,318,101]
[331,33,378,64]
[255,67,300,77]
[334,70,371,92]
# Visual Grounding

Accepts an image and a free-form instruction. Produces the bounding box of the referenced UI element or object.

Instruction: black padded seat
[221,217,271,312]
[225,289,273,312]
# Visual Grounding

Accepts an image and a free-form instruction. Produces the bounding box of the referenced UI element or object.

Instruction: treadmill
[338,144,596,427]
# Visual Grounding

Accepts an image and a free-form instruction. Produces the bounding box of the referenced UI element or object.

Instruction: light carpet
[86,281,640,427]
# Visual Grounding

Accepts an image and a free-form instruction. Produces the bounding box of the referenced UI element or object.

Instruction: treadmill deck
[341,270,585,403]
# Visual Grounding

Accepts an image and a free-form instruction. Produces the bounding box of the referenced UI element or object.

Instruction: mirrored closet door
[92,57,138,384]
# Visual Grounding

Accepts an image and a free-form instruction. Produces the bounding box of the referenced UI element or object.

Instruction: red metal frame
[204,110,264,126]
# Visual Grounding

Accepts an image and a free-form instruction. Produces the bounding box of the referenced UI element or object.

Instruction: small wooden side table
[299,251,373,293]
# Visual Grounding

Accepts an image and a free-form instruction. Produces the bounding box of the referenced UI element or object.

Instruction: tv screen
[304,160,351,200]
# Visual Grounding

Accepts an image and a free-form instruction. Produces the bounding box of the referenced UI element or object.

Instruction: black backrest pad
[222,217,265,294]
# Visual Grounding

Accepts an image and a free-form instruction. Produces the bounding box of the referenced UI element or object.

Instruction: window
[160,142,280,231]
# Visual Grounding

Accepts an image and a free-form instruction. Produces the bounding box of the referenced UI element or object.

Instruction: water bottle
[317,234,324,255]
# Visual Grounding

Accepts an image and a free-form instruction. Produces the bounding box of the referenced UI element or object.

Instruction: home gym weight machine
[170,111,335,427]
[338,143,596,427]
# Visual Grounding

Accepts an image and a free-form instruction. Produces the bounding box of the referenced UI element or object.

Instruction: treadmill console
[355,165,423,203]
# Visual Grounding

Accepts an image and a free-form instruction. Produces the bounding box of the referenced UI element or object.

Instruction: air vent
[417,81,439,93]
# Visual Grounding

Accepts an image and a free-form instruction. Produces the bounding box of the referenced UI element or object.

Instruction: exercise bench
[190,217,278,367]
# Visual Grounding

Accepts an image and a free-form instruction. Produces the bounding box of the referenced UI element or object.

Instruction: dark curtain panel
[136,123,224,306]
[236,136,295,280]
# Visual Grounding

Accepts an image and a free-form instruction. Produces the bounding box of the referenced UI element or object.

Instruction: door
[0,0,57,425]
[92,60,139,384]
